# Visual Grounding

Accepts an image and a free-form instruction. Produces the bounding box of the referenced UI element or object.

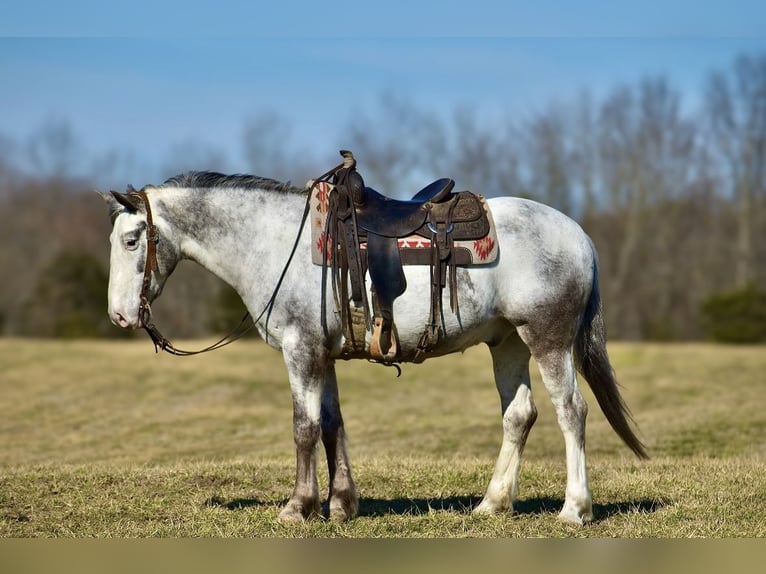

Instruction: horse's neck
[164,186,305,298]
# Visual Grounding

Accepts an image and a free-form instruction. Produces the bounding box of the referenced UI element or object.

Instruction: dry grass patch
[0,339,764,536]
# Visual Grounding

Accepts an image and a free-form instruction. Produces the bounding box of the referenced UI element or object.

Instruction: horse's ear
[94,190,137,224]
[95,190,113,205]
[111,190,141,212]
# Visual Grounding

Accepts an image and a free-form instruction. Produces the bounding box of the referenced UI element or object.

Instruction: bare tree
[706,54,766,289]
[524,104,573,214]
[344,93,439,194]
[448,106,522,197]
[593,78,698,338]
[641,79,697,338]
[571,92,599,219]
[241,112,319,184]
[0,133,20,193]
[344,95,522,198]
[596,85,645,337]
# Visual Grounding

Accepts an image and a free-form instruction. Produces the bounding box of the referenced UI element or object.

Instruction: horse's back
[486,196,596,318]
[487,196,590,253]
[389,196,596,352]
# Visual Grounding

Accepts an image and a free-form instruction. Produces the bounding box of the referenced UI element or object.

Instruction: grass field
[0,339,764,537]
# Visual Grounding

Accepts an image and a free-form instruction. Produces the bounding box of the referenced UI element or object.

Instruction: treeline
[1,53,765,342]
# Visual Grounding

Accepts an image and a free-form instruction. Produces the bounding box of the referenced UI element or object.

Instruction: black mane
[159,171,304,193]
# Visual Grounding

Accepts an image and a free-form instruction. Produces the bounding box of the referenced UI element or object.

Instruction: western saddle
[309,150,497,364]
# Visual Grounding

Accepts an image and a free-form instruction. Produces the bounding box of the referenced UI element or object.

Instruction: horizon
[2,2,765,188]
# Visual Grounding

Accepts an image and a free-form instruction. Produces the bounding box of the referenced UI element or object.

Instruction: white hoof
[472,498,511,515]
[558,500,593,524]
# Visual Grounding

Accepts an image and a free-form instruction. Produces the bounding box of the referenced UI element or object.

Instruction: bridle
[124,188,255,356]
[121,174,332,356]
[132,189,160,334]
[118,161,346,356]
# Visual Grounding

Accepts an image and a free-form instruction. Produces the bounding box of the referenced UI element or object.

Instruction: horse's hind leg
[474,332,537,515]
[320,362,359,522]
[526,341,593,524]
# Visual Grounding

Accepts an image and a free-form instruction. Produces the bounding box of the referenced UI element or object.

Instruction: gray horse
[99,170,646,525]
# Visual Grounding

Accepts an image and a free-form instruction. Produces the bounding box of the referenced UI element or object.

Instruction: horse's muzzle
[111,310,140,330]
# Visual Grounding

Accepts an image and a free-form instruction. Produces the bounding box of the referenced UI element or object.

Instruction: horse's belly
[388,265,504,361]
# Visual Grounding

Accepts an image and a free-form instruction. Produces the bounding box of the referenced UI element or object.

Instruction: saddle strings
[320,161,371,345]
[137,160,346,357]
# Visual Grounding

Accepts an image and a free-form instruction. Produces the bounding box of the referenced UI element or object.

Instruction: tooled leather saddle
[309,151,498,364]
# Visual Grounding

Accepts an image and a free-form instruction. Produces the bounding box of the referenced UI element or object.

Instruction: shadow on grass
[204,495,273,510]
[359,496,668,521]
[205,494,668,522]
[514,497,669,521]
[359,496,481,517]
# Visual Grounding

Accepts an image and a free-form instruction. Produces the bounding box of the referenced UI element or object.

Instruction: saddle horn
[339,149,356,169]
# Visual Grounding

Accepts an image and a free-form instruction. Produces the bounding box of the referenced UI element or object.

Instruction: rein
[128,181,318,356]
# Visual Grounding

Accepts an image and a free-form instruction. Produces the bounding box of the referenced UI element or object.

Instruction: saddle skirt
[309,181,499,267]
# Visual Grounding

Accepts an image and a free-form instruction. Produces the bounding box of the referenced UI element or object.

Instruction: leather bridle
[125,188,259,356]
[132,190,160,333]
[122,181,317,356]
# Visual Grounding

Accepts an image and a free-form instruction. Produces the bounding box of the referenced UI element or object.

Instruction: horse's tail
[574,244,649,459]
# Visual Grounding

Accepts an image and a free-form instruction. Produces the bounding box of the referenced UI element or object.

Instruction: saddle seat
[354,178,454,238]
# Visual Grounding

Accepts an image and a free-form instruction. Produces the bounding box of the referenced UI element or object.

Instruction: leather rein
[127,182,317,356]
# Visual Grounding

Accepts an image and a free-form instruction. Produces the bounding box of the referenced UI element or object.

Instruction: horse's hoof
[328,502,357,523]
[558,501,593,525]
[472,499,511,515]
[277,509,305,523]
[277,499,320,522]
[328,505,353,522]
[328,489,359,522]
[330,503,359,522]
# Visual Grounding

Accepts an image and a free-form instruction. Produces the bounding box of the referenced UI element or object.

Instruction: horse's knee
[294,399,322,443]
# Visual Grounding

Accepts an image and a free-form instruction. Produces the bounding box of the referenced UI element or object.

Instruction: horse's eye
[125,238,138,251]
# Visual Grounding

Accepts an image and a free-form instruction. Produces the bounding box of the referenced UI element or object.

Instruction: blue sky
[2,1,765,184]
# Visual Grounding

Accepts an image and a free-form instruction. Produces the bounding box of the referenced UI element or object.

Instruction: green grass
[0,339,764,537]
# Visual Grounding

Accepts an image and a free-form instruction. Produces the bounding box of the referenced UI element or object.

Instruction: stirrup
[370,316,398,362]
[341,305,368,355]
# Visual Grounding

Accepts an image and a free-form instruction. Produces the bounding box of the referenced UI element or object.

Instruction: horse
[98,169,647,525]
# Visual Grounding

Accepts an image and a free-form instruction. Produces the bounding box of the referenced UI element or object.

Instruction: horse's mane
[159,171,304,194]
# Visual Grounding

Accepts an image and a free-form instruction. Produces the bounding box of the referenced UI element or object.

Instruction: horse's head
[98,187,179,330]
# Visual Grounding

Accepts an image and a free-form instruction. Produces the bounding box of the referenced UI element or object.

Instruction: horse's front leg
[278,339,327,522]
[320,361,359,521]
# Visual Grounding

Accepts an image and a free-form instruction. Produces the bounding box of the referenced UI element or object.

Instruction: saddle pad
[308,181,499,266]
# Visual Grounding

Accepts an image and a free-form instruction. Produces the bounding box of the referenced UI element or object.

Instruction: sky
[1,0,765,186]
